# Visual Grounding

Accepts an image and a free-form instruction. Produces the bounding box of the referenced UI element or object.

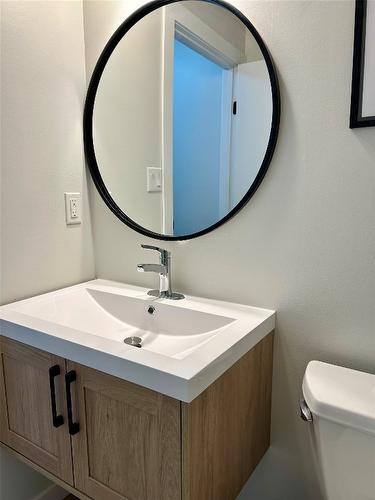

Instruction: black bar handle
[65,370,80,435]
[48,365,64,428]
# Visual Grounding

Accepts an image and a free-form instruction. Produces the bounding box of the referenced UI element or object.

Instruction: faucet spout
[137,263,166,274]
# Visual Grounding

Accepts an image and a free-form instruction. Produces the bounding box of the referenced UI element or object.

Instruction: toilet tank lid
[303,361,375,435]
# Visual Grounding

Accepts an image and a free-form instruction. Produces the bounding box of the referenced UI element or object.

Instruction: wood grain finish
[0,333,274,500]
[181,332,274,500]
[0,337,73,484]
[68,361,181,500]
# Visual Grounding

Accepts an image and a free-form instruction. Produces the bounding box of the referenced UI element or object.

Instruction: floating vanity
[0,279,275,500]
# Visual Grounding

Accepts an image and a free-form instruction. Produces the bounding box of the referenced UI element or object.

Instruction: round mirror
[84,0,280,240]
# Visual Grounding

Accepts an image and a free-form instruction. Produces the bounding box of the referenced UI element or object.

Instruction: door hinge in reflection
[232,101,237,115]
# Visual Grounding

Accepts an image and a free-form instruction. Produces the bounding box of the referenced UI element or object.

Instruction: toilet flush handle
[299,398,313,422]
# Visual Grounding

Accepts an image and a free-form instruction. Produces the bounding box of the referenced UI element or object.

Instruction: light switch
[147,167,162,192]
[64,192,81,225]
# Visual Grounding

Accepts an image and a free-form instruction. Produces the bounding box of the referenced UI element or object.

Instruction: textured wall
[88,1,375,498]
[1,0,95,305]
[0,2,95,499]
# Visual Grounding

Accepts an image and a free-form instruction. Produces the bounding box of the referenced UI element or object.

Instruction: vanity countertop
[0,279,275,402]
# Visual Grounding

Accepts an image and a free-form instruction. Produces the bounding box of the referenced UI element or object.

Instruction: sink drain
[124,336,142,348]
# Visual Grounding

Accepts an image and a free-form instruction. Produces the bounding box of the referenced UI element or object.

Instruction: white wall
[87,1,375,499]
[1,0,95,305]
[0,1,95,498]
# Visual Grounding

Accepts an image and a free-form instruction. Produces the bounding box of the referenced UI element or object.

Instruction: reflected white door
[230,61,273,210]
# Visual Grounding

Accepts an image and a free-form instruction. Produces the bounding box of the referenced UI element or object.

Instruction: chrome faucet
[137,244,184,300]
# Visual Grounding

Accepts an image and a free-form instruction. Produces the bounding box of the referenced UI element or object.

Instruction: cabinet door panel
[69,361,181,500]
[0,337,73,484]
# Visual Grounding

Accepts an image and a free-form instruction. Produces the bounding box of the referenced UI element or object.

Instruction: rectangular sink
[0,279,275,401]
[12,287,235,359]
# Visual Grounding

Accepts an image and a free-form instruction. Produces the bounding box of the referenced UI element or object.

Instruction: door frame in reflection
[161,4,241,235]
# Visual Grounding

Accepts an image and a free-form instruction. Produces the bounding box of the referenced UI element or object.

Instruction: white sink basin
[0,280,275,401]
[10,286,235,359]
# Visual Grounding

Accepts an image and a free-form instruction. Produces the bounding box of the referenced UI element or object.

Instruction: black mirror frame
[350,0,375,128]
[83,0,281,241]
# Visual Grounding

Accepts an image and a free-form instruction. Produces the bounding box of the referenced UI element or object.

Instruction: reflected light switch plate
[147,167,162,192]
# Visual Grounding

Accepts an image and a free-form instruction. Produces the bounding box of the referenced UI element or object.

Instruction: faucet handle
[141,244,169,257]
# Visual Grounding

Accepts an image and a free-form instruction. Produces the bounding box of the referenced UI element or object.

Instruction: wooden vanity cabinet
[0,337,73,484]
[69,361,181,500]
[0,333,273,500]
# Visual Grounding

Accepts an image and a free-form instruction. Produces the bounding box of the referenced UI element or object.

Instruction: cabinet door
[68,361,181,500]
[0,337,73,484]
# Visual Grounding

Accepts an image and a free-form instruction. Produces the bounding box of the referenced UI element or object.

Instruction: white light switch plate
[64,192,81,225]
[147,167,162,192]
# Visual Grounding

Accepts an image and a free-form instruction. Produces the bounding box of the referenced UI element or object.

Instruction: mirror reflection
[93,1,273,237]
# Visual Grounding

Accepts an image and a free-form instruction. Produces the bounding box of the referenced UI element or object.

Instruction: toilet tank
[302,361,375,500]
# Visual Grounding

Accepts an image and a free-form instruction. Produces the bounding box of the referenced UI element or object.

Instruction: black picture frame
[84,0,281,241]
[350,0,375,128]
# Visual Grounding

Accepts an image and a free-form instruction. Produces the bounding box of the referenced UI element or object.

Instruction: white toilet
[301,360,375,500]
